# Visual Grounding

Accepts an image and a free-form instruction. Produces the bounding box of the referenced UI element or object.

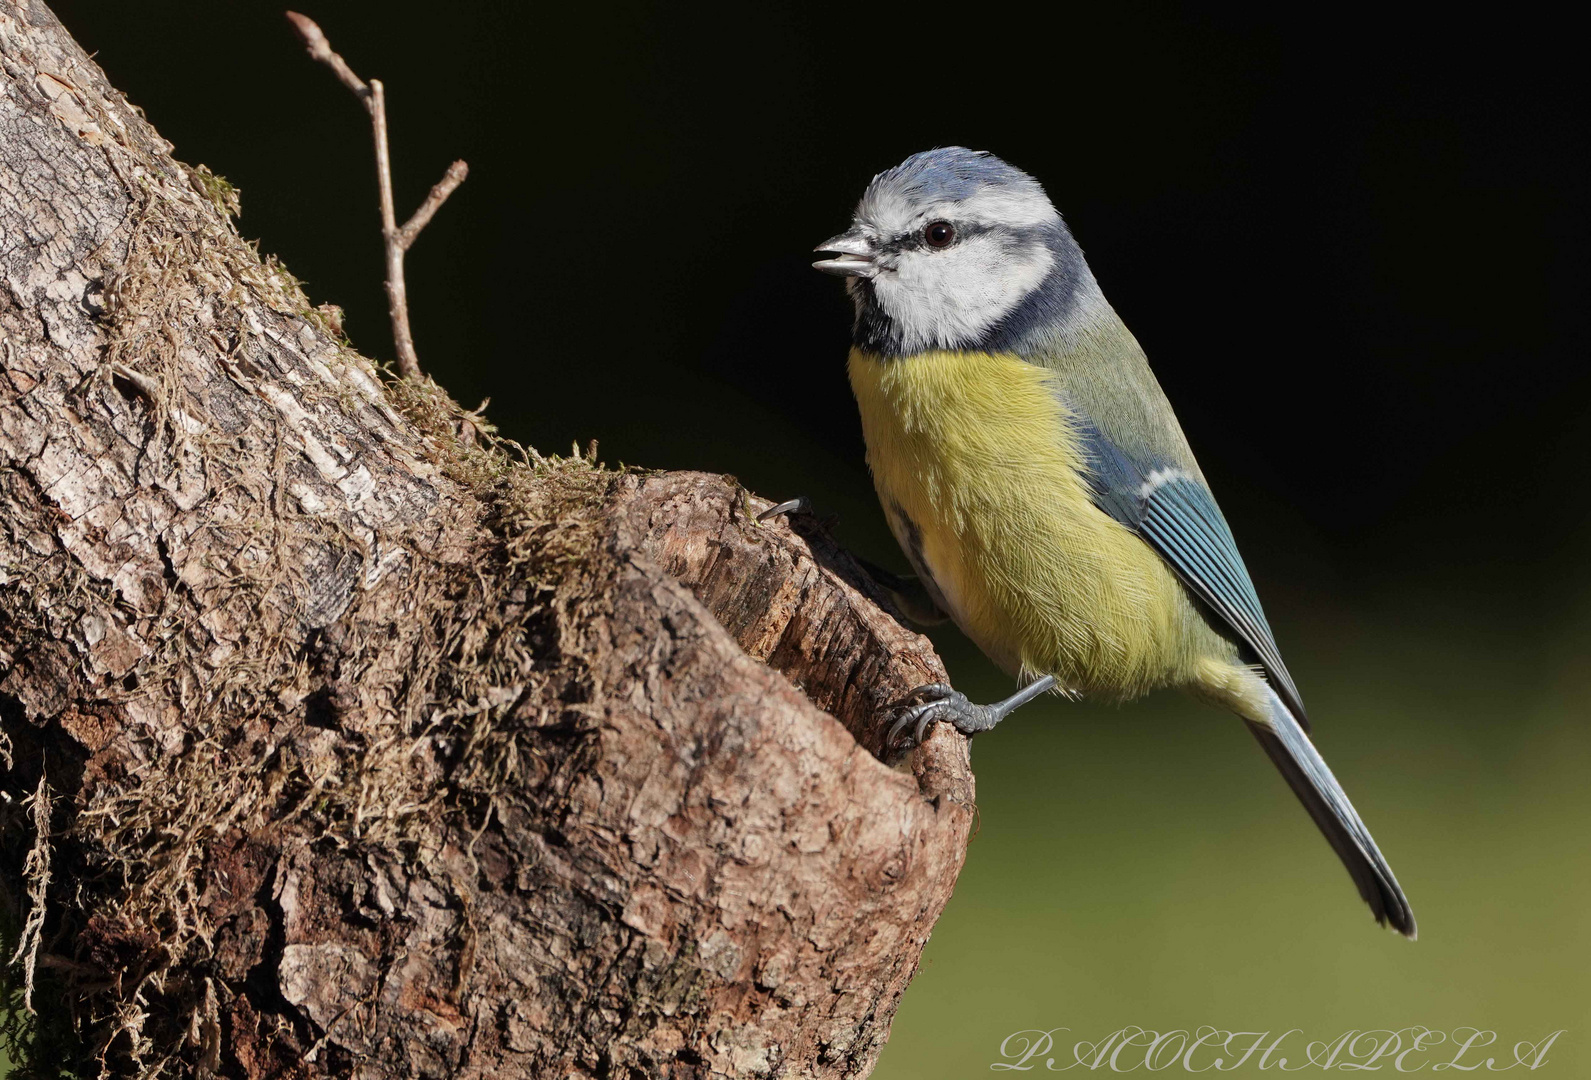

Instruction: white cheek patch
[873,234,1055,353]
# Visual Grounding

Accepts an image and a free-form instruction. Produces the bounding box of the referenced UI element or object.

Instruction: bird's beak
[813,229,877,278]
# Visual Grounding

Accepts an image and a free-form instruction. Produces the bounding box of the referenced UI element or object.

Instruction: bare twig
[399,160,470,249]
[285,11,468,380]
[283,11,365,96]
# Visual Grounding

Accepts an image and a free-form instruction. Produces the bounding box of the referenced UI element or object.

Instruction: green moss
[187,165,239,219]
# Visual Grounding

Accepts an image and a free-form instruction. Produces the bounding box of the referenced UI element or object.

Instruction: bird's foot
[883,674,1062,751]
[884,683,1000,750]
[854,557,949,626]
[757,496,815,522]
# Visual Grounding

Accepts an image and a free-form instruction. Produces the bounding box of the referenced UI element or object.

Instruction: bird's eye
[924,221,955,248]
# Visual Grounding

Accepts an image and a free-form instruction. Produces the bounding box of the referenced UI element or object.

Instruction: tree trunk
[0,4,975,1077]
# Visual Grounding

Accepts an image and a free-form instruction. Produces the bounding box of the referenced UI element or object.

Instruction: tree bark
[0,4,975,1078]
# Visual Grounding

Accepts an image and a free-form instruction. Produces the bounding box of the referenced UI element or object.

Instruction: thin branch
[399,160,470,250]
[283,11,366,97]
[285,11,467,381]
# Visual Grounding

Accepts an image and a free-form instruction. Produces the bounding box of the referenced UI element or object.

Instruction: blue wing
[1068,410,1310,728]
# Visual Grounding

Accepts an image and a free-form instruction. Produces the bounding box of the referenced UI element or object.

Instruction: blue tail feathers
[1246,689,1417,938]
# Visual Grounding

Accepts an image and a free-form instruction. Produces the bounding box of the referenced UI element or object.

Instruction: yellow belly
[848,347,1218,701]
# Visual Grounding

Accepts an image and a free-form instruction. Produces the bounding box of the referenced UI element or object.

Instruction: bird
[803,146,1415,937]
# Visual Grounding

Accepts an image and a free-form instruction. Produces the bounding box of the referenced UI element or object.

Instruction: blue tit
[811,147,1415,937]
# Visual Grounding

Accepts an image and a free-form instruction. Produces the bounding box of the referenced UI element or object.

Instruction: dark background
[42,3,1591,1075]
[53,3,1591,595]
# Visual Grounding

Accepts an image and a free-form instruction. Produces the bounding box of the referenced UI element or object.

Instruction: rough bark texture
[0,3,975,1078]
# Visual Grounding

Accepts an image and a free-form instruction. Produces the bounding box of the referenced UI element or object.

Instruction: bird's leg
[757,496,814,522]
[885,674,1061,749]
[854,556,949,626]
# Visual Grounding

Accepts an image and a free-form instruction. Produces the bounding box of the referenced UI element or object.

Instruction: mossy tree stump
[0,4,976,1077]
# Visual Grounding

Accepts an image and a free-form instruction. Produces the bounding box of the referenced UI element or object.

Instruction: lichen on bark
[0,3,977,1077]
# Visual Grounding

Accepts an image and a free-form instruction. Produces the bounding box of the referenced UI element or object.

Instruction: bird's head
[815,147,1089,357]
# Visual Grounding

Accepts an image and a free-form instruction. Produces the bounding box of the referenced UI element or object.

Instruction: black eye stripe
[878,220,995,255]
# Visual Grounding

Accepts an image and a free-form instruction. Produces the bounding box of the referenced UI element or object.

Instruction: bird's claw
[757,496,814,523]
[882,682,954,712]
[883,683,997,750]
[885,704,932,750]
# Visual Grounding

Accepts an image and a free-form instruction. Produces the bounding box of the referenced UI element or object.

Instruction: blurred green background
[21,1,1591,1074]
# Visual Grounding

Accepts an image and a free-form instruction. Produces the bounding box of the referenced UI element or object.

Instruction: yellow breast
[848,347,1211,700]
